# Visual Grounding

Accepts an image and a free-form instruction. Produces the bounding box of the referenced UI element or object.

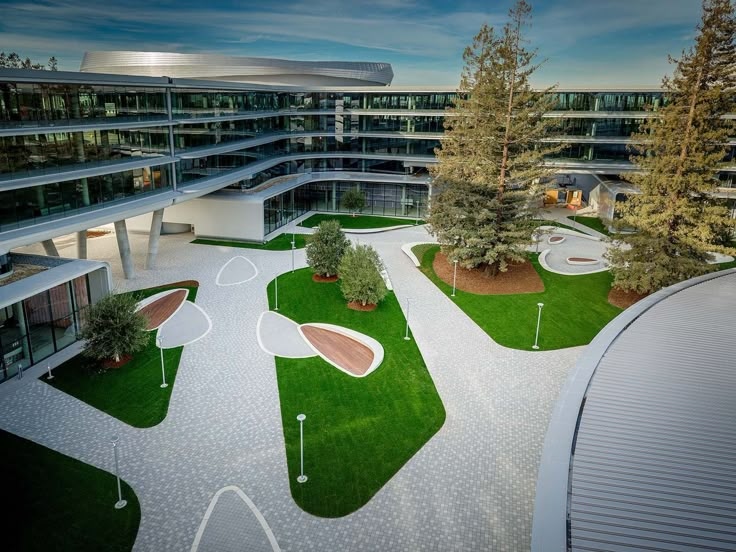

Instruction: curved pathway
[2,226,580,551]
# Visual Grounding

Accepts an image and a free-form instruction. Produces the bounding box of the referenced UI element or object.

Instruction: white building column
[77,230,87,259]
[146,209,165,270]
[42,239,59,257]
[114,219,135,279]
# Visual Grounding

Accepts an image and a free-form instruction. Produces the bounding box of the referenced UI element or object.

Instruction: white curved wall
[80,51,394,86]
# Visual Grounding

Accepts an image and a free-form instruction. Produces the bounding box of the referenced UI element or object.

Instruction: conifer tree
[608,0,736,294]
[428,0,560,277]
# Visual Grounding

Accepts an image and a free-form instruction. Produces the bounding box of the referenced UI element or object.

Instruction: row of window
[0,164,172,231]
[0,127,169,178]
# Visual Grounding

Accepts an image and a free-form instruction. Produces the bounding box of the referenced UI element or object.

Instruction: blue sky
[0,0,702,86]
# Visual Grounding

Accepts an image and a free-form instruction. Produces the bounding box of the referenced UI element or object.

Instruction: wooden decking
[301,325,374,376]
[138,289,188,330]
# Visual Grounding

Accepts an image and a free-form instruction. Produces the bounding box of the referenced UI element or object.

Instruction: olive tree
[81,292,148,364]
[306,220,350,277]
[338,244,388,306]
[341,187,366,216]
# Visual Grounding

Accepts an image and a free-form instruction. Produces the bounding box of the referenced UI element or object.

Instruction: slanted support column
[114,219,135,279]
[42,239,59,257]
[77,230,87,259]
[146,209,165,270]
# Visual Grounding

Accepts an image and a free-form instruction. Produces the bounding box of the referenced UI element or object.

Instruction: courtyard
[1,224,580,551]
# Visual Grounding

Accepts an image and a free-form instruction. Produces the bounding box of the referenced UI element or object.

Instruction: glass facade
[553,92,667,112]
[0,275,89,382]
[0,126,169,179]
[0,163,172,231]
[547,118,648,137]
[264,181,429,235]
[0,82,167,129]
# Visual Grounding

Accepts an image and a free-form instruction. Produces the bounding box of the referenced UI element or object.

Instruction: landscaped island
[267,268,445,517]
[192,233,308,250]
[299,213,422,230]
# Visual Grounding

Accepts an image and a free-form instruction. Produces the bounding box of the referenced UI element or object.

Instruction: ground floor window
[263,181,429,236]
[0,275,89,382]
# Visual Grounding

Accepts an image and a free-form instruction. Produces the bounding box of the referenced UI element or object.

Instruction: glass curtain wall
[0,163,172,231]
[0,275,89,382]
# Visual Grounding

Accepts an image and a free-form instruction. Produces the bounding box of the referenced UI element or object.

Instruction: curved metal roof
[532,269,736,551]
[80,51,393,86]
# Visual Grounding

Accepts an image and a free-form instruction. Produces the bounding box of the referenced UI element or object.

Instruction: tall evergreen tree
[428,0,559,277]
[608,0,736,294]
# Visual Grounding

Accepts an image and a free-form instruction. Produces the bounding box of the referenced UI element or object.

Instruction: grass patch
[566,215,611,236]
[42,283,199,428]
[414,245,622,350]
[299,213,422,230]
[267,269,445,517]
[531,219,586,234]
[192,233,307,250]
[4,429,140,552]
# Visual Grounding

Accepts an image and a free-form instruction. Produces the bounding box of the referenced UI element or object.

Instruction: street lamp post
[296,414,307,483]
[532,302,544,350]
[156,336,168,388]
[451,259,458,297]
[111,436,127,509]
[46,364,54,381]
[404,298,411,341]
[274,275,279,311]
[291,239,296,273]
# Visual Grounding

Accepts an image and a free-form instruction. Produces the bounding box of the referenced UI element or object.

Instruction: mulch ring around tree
[347,301,377,311]
[313,274,339,283]
[433,251,544,295]
[608,287,648,309]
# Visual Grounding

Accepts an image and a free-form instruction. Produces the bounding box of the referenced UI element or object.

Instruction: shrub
[81,292,149,365]
[306,220,350,277]
[338,244,388,306]
[341,187,366,216]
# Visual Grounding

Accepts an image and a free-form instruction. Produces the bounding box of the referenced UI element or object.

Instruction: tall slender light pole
[46,364,54,381]
[111,436,127,509]
[274,275,279,311]
[451,259,458,297]
[156,336,168,388]
[291,239,296,273]
[296,414,307,483]
[415,198,420,225]
[532,302,544,350]
[404,298,411,341]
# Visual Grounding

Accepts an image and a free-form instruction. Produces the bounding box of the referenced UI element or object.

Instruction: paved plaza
[2,225,582,551]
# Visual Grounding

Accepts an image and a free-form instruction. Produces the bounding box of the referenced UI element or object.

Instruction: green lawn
[267,269,445,517]
[566,215,611,236]
[42,284,199,428]
[531,219,586,234]
[299,213,422,229]
[192,233,307,250]
[413,245,622,350]
[4,429,140,552]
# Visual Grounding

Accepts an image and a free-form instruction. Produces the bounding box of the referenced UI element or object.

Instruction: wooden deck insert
[138,289,188,330]
[301,325,374,376]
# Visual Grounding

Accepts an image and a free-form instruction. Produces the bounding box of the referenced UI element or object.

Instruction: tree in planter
[338,244,388,307]
[428,1,560,277]
[306,220,350,279]
[81,293,148,365]
[342,187,366,216]
[607,0,736,294]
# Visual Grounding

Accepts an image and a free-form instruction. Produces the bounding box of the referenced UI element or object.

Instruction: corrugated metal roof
[569,272,736,551]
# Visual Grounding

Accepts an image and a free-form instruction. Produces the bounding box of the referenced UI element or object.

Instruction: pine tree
[608,0,736,294]
[428,0,560,277]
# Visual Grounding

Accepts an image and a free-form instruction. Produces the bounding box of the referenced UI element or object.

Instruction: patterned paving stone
[4,225,581,551]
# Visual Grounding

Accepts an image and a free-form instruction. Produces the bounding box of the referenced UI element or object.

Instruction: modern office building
[1,52,735,376]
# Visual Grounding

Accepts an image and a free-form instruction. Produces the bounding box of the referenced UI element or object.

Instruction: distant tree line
[0,52,58,71]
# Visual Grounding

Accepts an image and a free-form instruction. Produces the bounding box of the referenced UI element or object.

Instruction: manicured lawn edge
[298,213,424,230]
[4,429,140,552]
[41,283,199,428]
[413,245,622,351]
[192,233,307,250]
[566,215,611,236]
[266,269,445,517]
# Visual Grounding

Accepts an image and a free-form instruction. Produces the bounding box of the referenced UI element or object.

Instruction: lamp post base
[532,345,540,350]
[297,475,308,484]
[160,383,169,388]
[114,500,128,510]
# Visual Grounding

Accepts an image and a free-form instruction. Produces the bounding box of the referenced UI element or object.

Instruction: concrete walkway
[5,227,580,551]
